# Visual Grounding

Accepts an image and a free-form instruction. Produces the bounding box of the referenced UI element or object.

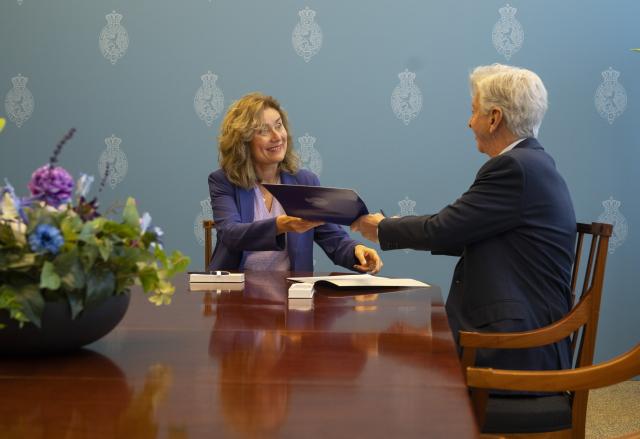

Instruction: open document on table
[287,274,430,288]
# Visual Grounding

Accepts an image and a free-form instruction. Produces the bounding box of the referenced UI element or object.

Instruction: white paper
[188,282,244,292]
[189,272,245,283]
[287,274,430,288]
[288,282,315,298]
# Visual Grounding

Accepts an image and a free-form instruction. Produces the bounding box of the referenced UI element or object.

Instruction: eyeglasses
[255,121,285,136]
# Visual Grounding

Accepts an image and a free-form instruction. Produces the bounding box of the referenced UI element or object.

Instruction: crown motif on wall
[298,7,316,23]
[105,134,122,149]
[106,11,123,26]
[201,71,218,85]
[11,74,28,88]
[398,196,416,213]
[498,4,517,18]
[298,133,316,148]
[200,198,212,213]
[602,196,621,211]
[398,69,416,84]
[601,67,620,83]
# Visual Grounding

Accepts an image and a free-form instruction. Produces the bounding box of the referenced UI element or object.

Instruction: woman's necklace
[259,175,280,209]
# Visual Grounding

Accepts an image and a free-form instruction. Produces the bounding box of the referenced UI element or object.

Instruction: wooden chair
[459,222,613,438]
[203,219,215,270]
[467,342,640,439]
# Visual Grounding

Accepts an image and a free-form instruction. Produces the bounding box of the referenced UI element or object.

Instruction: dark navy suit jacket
[378,138,576,371]
[207,168,358,272]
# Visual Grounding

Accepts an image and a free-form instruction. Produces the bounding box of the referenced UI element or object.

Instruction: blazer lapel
[280,172,299,268]
[237,186,255,223]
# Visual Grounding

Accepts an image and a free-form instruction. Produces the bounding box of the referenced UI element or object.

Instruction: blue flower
[29,224,64,254]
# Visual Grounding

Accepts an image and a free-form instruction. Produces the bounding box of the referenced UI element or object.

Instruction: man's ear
[489,108,503,132]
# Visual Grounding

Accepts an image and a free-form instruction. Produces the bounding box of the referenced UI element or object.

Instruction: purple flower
[29,224,64,254]
[28,165,74,207]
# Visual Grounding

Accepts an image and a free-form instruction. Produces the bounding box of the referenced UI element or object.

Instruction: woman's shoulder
[286,168,319,185]
[208,168,230,185]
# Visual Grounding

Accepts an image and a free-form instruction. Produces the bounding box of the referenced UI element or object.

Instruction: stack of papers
[189,272,245,283]
[287,274,430,288]
[188,282,244,292]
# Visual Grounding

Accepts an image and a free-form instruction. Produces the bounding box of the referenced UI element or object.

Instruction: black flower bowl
[0,292,130,355]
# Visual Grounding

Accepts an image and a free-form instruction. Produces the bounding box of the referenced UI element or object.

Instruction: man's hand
[276,215,324,234]
[351,213,385,243]
[353,244,383,274]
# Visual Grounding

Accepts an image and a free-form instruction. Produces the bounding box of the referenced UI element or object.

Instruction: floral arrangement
[0,127,190,328]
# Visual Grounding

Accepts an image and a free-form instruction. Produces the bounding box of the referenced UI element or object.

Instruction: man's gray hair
[469,64,548,138]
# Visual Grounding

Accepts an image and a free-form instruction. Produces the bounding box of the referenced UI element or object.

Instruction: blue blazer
[207,168,359,272]
[378,138,576,371]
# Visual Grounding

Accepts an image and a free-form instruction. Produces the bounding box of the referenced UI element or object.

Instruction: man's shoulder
[507,138,548,160]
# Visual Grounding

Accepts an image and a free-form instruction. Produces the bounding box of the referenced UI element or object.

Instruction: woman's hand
[276,215,324,234]
[353,244,383,274]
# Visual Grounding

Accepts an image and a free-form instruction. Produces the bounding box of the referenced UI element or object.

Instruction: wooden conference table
[0,271,478,438]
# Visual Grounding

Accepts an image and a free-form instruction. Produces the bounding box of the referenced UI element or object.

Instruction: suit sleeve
[306,173,359,269]
[208,172,286,251]
[379,154,523,253]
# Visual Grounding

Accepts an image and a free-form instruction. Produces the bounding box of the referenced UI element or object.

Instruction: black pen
[379,209,387,217]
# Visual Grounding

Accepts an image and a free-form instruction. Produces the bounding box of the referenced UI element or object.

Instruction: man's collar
[498,138,527,155]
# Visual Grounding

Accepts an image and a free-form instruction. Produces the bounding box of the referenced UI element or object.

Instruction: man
[352,64,576,371]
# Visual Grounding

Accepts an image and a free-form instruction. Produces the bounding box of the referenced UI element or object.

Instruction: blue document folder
[262,184,369,226]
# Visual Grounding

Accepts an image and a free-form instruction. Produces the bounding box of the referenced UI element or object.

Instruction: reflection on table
[0,271,477,439]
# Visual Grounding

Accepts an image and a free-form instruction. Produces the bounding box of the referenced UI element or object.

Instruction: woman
[208,92,382,273]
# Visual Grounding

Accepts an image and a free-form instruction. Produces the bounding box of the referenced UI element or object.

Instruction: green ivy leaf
[80,243,99,271]
[0,285,30,325]
[103,221,138,239]
[122,197,140,230]
[40,261,61,290]
[0,223,16,246]
[85,269,116,309]
[12,283,44,328]
[63,260,86,291]
[169,251,191,276]
[138,265,159,292]
[52,249,85,291]
[66,289,84,319]
[78,221,97,243]
[60,214,82,243]
[96,237,113,262]
[7,253,37,270]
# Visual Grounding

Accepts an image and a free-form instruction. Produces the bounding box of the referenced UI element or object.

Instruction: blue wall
[1,1,638,363]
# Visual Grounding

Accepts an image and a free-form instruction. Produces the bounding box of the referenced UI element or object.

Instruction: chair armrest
[459,293,593,350]
[466,343,640,392]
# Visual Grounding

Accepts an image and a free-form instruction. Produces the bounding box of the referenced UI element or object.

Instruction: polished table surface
[0,271,479,438]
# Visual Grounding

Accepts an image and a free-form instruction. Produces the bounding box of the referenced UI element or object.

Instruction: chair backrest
[203,219,215,270]
[570,222,613,369]
[459,222,613,438]
[568,222,612,438]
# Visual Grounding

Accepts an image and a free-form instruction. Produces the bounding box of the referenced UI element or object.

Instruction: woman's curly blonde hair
[218,92,299,189]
